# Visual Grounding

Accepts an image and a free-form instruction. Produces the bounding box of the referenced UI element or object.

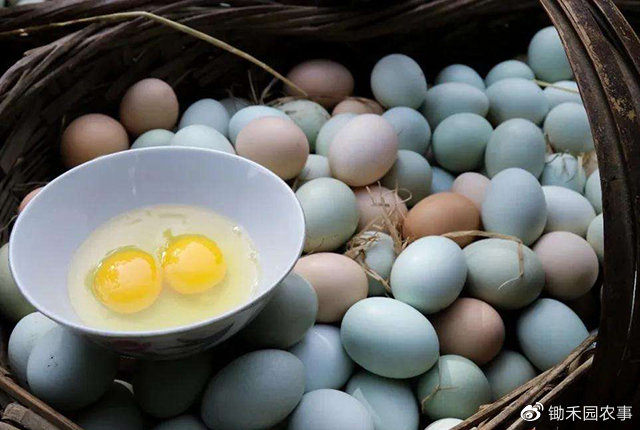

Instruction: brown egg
[18,187,43,213]
[403,192,480,246]
[235,117,309,180]
[354,185,407,231]
[332,97,384,116]
[294,253,368,323]
[285,60,354,108]
[119,78,179,135]
[432,297,505,365]
[451,172,490,211]
[60,114,130,168]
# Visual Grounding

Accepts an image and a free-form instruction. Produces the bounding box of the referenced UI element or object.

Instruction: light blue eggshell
[486,78,549,125]
[517,298,589,370]
[430,167,455,194]
[295,177,359,252]
[315,113,357,157]
[76,381,144,430]
[241,273,317,348]
[527,26,573,82]
[484,118,546,178]
[133,352,212,419]
[340,297,439,379]
[484,350,537,401]
[482,168,547,245]
[484,60,535,87]
[355,231,396,296]
[131,129,174,149]
[585,169,602,213]
[417,355,491,420]
[435,64,485,90]
[424,418,464,430]
[0,243,36,322]
[277,99,330,151]
[228,105,290,143]
[370,54,427,109]
[464,239,544,310]
[201,349,305,430]
[432,112,493,173]
[220,97,252,118]
[540,153,586,192]
[170,125,235,153]
[587,213,604,264]
[8,312,57,385]
[543,102,594,153]
[421,82,489,128]
[381,150,432,207]
[178,99,230,136]
[296,154,331,185]
[289,324,354,392]
[542,185,596,237]
[346,371,418,430]
[27,326,118,411]
[288,389,373,430]
[544,80,581,108]
[152,415,208,430]
[390,236,467,314]
[382,107,432,154]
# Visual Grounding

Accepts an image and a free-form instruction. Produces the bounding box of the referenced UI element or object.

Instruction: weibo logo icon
[521,402,544,421]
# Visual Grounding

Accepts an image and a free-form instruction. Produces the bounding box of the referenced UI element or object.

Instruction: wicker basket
[0,1,639,429]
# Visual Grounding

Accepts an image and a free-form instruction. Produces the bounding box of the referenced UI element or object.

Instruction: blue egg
[152,416,207,430]
[289,324,354,392]
[540,153,586,192]
[8,312,57,386]
[585,169,602,213]
[484,118,546,178]
[288,389,374,430]
[543,102,594,153]
[371,54,427,109]
[484,350,537,400]
[131,129,174,149]
[170,125,235,153]
[517,298,589,370]
[430,167,455,193]
[544,80,581,108]
[76,381,144,430]
[435,64,485,90]
[201,349,305,430]
[482,168,547,245]
[228,105,290,143]
[587,213,604,264]
[354,231,396,296]
[542,186,596,237]
[528,26,573,82]
[315,113,357,156]
[341,297,439,379]
[381,150,432,206]
[277,99,330,151]
[178,99,230,136]
[486,78,549,125]
[421,83,489,128]
[382,107,431,154]
[220,97,252,118]
[297,154,332,186]
[346,371,419,430]
[432,112,493,173]
[485,60,535,87]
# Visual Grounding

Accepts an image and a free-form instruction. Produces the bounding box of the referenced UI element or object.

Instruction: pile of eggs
[0,25,604,430]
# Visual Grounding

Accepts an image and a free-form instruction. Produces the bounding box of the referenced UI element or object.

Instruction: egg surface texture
[277,99,330,151]
[544,80,581,108]
[484,350,537,401]
[354,185,407,232]
[527,26,573,82]
[120,78,179,135]
[543,102,594,153]
[542,186,596,236]
[131,129,174,149]
[315,113,357,156]
[178,98,230,135]
[540,153,586,192]
[288,389,374,430]
[432,112,493,173]
[486,78,549,125]
[60,114,129,167]
[370,54,427,109]
[435,64,485,90]
[451,172,490,210]
[484,118,546,178]
[333,97,384,115]
[421,82,489,128]
[228,105,290,143]
[484,60,535,87]
[8,312,57,385]
[353,231,396,296]
[285,59,354,108]
[381,149,432,207]
[382,107,432,154]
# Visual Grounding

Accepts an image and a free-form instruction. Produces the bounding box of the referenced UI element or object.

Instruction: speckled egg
[484,60,535,87]
[425,418,464,430]
[528,26,573,82]
[285,60,354,108]
[482,168,547,245]
[178,99,230,136]
[353,231,396,296]
[315,113,356,156]
[382,107,432,154]
[228,105,290,143]
[464,238,544,310]
[294,253,367,323]
[60,114,129,167]
[241,273,317,348]
[201,350,305,430]
[0,244,35,322]
[288,389,374,430]
[371,54,427,109]
[485,118,546,178]
[220,97,252,117]
[296,178,359,252]
[451,172,490,210]
[432,113,493,173]
[421,82,489,128]
[543,102,594,153]
[27,326,117,411]
[289,324,354,392]
[390,236,467,314]
[152,416,208,430]
[277,99,330,151]
[346,371,419,430]
[484,350,537,400]
[120,78,179,135]
[542,185,596,236]
[587,214,604,264]
[341,297,439,378]
[170,124,235,153]
[533,231,598,300]
[296,154,332,186]
[544,80,581,108]
[76,381,144,430]
[329,114,398,186]
[435,64,485,90]
[332,97,384,116]
[430,167,455,193]
[131,129,174,149]
[8,312,56,385]
[585,169,602,213]
[486,78,549,125]
[541,153,586,192]
[417,355,491,420]
[517,298,589,370]
[381,150,432,207]
[354,185,407,231]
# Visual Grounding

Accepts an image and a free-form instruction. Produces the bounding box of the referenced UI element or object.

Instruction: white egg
[540,153,586,193]
[486,78,549,125]
[382,107,432,154]
[371,54,427,109]
[543,185,596,237]
[131,129,175,149]
[543,102,594,153]
[485,60,535,87]
[277,99,330,151]
[315,113,357,156]
[8,312,57,385]
[435,64,485,90]
[421,83,489,128]
[0,243,35,322]
[170,125,235,153]
[228,105,290,143]
[484,119,546,178]
[381,150,432,207]
[585,169,602,213]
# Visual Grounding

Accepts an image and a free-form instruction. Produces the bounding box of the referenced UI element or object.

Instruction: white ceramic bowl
[10,147,305,358]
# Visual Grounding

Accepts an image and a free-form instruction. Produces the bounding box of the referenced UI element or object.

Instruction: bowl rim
[9,146,306,339]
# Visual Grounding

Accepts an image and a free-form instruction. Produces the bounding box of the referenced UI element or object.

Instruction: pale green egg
[178,99,230,136]
[430,167,455,193]
[543,102,594,153]
[587,213,604,264]
[432,112,493,173]
[0,243,35,322]
[382,107,432,154]
[152,416,207,430]
[219,97,251,118]
[484,118,546,178]
[585,169,602,213]
[484,60,535,87]
[381,150,432,206]
[76,381,144,430]
[228,105,290,143]
[435,64,485,90]
[543,185,596,237]
[277,99,330,151]
[544,80,581,108]
[131,129,174,149]
[484,350,537,401]
[371,54,427,109]
[354,231,396,296]
[540,153,586,192]
[170,125,235,153]
[8,312,57,386]
[288,389,374,430]
[486,78,549,125]
[296,154,331,186]
[528,26,573,82]
[315,113,357,156]
[421,82,489,128]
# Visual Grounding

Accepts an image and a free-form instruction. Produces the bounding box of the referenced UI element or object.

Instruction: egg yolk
[161,235,227,294]
[92,248,161,314]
